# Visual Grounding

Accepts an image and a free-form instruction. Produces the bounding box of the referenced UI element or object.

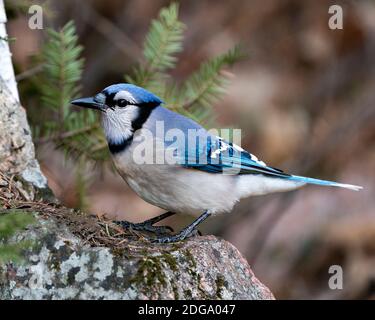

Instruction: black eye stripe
[101,90,161,109]
[117,99,128,107]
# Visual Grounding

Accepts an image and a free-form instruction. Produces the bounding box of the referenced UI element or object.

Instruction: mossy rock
[0,212,274,300]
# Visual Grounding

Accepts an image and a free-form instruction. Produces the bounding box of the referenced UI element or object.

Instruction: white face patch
[101,105,140,144]
[113,90,138,104]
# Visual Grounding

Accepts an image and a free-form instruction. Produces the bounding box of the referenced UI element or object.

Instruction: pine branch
[144,2,184,72]
[37,21,106,163]
[35,123,100,144]
[40,21,87,133]
[33,6,245,166]
[45,3,185,162]
[56,126,110,163]
[125,2,184,91]
[182,45,245,110]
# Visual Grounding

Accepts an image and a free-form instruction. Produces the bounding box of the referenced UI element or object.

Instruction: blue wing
[147,107,362,190]
[147,107,290,178]
[150,107,362,191]
[173,135,362,190]
[176,135,291,178]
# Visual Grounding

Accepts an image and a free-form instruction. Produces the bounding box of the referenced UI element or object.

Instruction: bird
[71,83,363,243]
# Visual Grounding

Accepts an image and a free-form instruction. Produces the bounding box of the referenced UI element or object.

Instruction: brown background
[6,0,375,299]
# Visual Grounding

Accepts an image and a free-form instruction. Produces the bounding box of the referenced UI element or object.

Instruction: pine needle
[125,2,185,93]
[182,45,246,110]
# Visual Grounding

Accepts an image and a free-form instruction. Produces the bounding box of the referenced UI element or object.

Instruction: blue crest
[102,83,163,106]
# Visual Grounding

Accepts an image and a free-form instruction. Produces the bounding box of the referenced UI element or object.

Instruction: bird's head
[71,83,163,150]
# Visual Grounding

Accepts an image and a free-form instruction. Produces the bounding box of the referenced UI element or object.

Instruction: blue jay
[71,83,362,243]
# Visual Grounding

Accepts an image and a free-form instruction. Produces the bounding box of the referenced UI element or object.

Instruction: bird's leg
[150,210,211,243]
[117,211,176,236]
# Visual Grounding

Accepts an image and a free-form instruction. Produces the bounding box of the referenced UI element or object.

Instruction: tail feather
[288,175,363,191]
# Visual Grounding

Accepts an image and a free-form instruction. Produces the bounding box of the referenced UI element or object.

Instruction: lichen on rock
[0,211,275,300]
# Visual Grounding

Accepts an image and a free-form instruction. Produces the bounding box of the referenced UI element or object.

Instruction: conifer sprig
[36,3,245,163]
[38,21,107,162]
[182,45,245,110]
[125,3,185,94]
[41,21,83,123]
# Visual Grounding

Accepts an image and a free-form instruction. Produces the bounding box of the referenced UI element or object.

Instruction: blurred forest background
[4,0,374,299]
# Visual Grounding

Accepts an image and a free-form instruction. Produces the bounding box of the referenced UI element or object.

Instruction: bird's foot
[118,220,173,236]
[150,228,200,243]
[116,211,175,236]
[149,210,210,244]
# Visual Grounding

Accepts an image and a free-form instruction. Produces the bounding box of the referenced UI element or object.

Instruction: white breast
[111,134,240,216]
[111,130,304,216]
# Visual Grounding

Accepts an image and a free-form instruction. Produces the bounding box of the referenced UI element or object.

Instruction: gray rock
[0,213,274,300]
[0,84,47,189]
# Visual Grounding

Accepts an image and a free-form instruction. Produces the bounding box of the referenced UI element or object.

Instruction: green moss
[47,246,66,273]
[161,251,179,299]
[184,289,192,299]
[215,274,226,299]
[171,243,183,251]
[172,284,179,299]
[181,249,210,299]
[110,245,135,261]
[130,248,215,299]
[0,209,36,265]
[140,248,149,256]
[196,273,210,299]
[53,260,61,272]
[184,249,199,280]
[162,252,178,272]
[111,247,125,258]
[184,249,197,269]
[130,250,182,298]
[131,255,167,293]
[0,265,5,285]
[31,239,43,253]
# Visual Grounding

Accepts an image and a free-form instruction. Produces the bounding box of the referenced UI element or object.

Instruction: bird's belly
[113,154,238,216]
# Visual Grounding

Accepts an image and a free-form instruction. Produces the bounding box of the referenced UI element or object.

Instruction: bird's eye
[117,99,128,108]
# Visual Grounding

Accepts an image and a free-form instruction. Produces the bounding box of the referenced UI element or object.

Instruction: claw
[115,211,210,244]
[115,211,175,236]
[141,223,174,235]
[149,211,210,243]
[150,226,201,244]
[116,220,173,236]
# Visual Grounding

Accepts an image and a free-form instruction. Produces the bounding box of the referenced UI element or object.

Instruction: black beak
[70,97,105,111]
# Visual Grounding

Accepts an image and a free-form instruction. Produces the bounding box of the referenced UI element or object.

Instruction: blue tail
[288,175,363,191]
